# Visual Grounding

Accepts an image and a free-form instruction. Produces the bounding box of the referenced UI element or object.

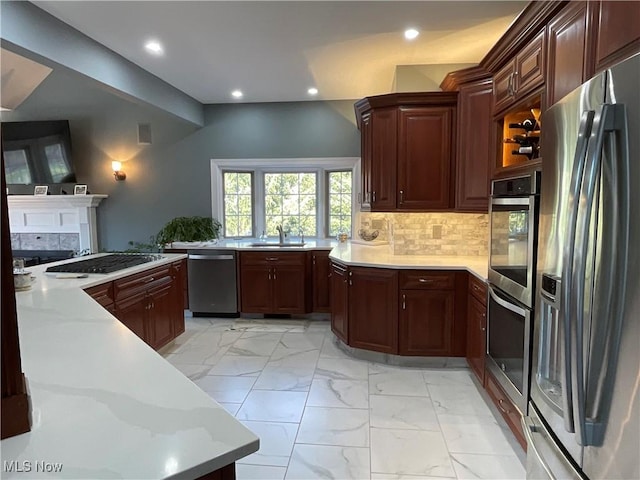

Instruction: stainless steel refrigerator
[525,53,639,479]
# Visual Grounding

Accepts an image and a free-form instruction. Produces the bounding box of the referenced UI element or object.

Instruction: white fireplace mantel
[8,194,108,253]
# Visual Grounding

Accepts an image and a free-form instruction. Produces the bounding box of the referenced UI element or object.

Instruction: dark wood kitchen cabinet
[467,274,488,384]
[493,30,545,115]
[348,267,398,354]
[546,1,592,106]
[355,93,457,212]
[399,271,455,356]
[589,0,640,73]
[83,260,185,350]
[330,261,349,343]
[454,75,493,211]
[239,252,306,314]
[311,250,331,313]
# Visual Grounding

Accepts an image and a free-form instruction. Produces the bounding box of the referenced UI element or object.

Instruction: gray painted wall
[3,69,360,251]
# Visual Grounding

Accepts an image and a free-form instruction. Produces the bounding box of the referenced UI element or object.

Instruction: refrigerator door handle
[561,109,595,434]
[572,103,629,446]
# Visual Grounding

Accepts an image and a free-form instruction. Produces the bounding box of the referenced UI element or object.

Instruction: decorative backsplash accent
[11,233,80,252]
[359,212,488,256]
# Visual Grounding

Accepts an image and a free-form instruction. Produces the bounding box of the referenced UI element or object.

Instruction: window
[223,171,254,237]
[213,157,359,239]
[264,173,317,236]
[4,149,32,184]
[327,170,352,237]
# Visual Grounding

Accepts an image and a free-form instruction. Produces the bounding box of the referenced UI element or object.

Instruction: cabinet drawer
[399,271,455,290]
[84,282,114,308]
[485,370,526,450]
[114,265,172,300]
[240,251,306,266]
[469,274,488,305]
[515,30,545,97]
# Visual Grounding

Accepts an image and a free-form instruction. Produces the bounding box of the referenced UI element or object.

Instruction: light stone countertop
[329,243,488,281]
[1,253,259,479]
[169,238,338,251]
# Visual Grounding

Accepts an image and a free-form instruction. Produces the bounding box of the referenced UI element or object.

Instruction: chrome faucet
[276,224,284,243]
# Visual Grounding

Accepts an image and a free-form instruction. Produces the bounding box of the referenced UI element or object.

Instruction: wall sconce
[112,161,126,181]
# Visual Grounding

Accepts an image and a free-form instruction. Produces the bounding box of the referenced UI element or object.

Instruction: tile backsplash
[359,212,488,256]
[11,233,80,252]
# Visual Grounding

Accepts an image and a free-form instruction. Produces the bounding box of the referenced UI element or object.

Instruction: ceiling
[32,1,527,104]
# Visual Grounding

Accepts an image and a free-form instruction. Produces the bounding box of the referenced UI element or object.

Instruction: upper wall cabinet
[546,1,592,106]
[590,0,640,73]
[493,30,546,116]
[354,93,457,212]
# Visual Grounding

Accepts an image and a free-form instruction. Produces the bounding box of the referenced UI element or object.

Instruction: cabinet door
[399,290,454,356]
[312,251,331,313]
[84,282,115,311]
[348,267,398,354]
[240,265,272,313]
[370,107,397,210]
[493,61,516,114]
[148,282,176,350]
[360,112,372,210]
[172,261,186,337]
[514,30,545,98]
[466,295,487,384]
[272,265,306,314]
[547,2,589,106]
[115,291,148,342]
[330,263,349,343]
[397,107,453,210]
[456,79,493,211]
[592,0,640,72]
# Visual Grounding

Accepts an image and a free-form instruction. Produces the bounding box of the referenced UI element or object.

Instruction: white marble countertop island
[1,254,259,479]
[329,243,488,281]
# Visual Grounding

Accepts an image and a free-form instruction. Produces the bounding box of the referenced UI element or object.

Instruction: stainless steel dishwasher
[187,250,239,317]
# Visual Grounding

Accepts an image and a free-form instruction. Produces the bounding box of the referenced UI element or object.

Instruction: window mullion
[255,169,265,237]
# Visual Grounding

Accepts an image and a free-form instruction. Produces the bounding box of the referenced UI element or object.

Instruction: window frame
[221,170,256,238]
[211,158,360,239]
[325,169,353,238]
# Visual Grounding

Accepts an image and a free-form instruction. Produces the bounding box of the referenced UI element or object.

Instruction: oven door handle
[488,286,526,316]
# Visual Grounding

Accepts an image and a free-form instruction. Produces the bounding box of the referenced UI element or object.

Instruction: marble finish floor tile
[451,453,526,479]
[319,337,351,359]
[371,474,455,480]
[228,337,282,357]
[166,362,211,381]
[315,357,369,381]
[428,384,493,416]
[423,369,475,387]
[236,464,286,480]
[278,332,325,350]
[236,390,308,423]
[206,355,270,377]
[306,379,369,409]
[193,375,257,403]
[369,370,430,397]
[253,366,315,392]
[369,394,439,431]
[238,421,299,467]
[440,422,518,455]
[370,428,455,478]
[268,347,320,368]
[218,402,242,415]
[285,444,370,480]
[296,406,369,447]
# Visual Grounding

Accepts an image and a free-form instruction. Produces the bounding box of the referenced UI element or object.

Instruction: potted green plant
[156,216,222,248]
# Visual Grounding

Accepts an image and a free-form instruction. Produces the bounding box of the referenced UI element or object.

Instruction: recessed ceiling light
[308,87,319,96]
[144,40,164,55]
[404,28,419,40]
[231,90,243,99]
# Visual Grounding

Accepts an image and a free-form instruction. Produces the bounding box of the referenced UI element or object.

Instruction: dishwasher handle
[188,254,235,261]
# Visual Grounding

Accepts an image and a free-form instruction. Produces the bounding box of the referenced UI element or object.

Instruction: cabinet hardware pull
[372,191,376,203]
[349,271,352,277]
[268,272,272,280]
[144,276,155,283]
[402,294,406,310]
[481,326,486,332]
[482,312,486,318]
[266,257,279,261]
[273,270,277,280]
[399,190,404,203]
[497,398,511,414]
[349,280,352,286]
[418,278,433,283]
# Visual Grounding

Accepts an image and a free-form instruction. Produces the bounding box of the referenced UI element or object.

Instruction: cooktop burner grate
[45,254,162,274]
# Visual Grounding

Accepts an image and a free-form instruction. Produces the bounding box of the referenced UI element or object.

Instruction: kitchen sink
[249,242,306,247]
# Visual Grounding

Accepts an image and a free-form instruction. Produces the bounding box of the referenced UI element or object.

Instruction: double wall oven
[487,172,540,414]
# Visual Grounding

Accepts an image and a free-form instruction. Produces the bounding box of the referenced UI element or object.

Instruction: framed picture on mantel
[33,185,48,196]
[74,184,88,195]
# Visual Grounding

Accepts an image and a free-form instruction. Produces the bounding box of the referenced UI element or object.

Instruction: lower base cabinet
[399,289,454,356]
[330,262,349,343]
[484,368,527,450]
[84,259,186,351]
[348,267,398,354]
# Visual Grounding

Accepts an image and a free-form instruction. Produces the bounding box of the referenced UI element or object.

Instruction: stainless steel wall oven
[487,173,540,415]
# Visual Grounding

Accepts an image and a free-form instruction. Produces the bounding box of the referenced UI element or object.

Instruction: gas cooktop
[45,254,162,274]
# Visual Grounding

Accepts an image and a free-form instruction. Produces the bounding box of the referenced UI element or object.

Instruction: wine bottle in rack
[508,118,537,132]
